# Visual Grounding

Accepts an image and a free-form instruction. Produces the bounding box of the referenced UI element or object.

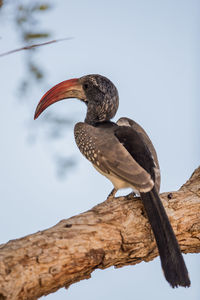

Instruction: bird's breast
[74,122,100,165]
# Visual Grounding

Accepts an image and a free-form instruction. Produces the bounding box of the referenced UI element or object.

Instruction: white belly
[93,164,139,193]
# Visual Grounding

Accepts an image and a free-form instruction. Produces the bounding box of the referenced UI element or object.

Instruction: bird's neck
[85,120,116,129]
[84,100,118,125]
[84,115,108,126]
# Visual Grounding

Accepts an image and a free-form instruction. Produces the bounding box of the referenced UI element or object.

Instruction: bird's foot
[106,188,117,201]
[127,191,137,200]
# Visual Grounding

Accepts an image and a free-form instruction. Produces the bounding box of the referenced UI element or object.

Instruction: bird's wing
[74,122,154,192]
[117,117,160,192]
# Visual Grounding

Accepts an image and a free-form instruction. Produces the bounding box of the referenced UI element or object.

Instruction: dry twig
[0,37,73,57]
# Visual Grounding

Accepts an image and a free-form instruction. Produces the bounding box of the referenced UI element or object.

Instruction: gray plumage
[74,121,155,193]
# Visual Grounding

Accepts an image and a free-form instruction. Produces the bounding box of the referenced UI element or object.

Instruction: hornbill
[34,74,190,288]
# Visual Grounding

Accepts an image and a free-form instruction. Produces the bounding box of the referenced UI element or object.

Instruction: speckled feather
[74,121,154,192]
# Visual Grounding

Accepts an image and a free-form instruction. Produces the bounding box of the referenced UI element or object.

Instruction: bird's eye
[83,83,89,90]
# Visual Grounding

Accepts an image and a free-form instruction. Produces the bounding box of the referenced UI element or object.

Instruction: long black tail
[140,186,190,288]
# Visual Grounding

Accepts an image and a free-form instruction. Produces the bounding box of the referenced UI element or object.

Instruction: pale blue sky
[0,1,199,299]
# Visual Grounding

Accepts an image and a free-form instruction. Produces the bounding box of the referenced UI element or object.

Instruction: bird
[34,74,190,288]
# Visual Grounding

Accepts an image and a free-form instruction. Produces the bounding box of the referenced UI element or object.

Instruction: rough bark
[0,167,200,300]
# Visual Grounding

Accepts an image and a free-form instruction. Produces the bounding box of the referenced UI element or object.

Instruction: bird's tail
[140,186,190,288]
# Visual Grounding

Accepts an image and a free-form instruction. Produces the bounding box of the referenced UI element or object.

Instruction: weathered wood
[0,167,199,300]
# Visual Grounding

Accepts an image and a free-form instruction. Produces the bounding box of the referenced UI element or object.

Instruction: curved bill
[34,78,86,119]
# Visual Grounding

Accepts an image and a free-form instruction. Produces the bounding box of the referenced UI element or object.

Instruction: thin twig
[0,37,73,57]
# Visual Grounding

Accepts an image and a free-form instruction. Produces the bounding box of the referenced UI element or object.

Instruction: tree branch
[0,37,73,57]
[0,167,200,300]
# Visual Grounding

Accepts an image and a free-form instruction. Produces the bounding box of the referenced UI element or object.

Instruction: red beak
[34,78,86,119]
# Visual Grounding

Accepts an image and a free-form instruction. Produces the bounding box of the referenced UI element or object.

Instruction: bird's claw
[127,191,137,200]
[106,188,117,201]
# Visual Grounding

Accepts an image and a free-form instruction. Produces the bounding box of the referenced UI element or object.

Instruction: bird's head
[34,74,119,125]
